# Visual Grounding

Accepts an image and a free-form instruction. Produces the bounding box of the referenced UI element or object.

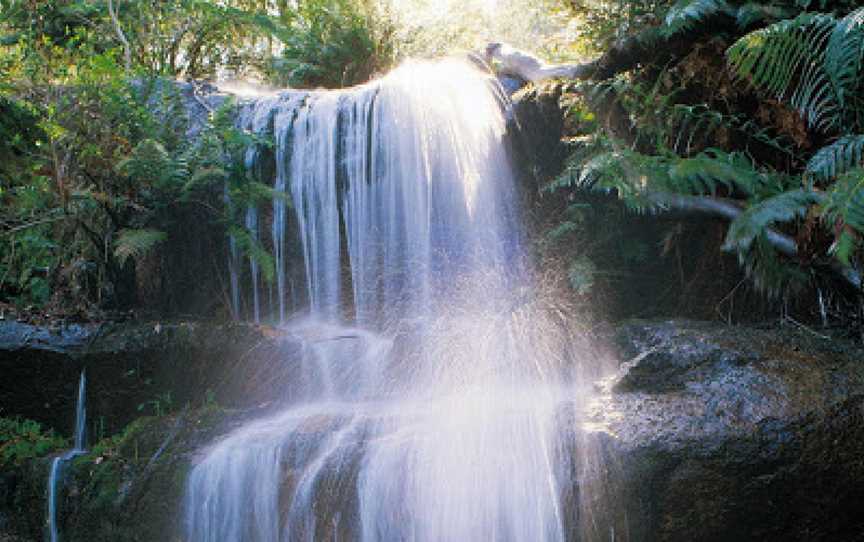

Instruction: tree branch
[486,12,735,84]
[108,0,132,74]
[646,192,861,290]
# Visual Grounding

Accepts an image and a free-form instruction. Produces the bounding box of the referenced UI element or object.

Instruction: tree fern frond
[227,225,276,283]
[576,150,665,211]
[117,138,187,191]
[806,134,864,182]
[735,3,797,29]
[662,0,732,37]
[737,233,809,297]
[724,188,821,252]
[184,167,229,192]
[669,149,764,196]
[825,7,864,114]
[727,13,841,131]
[822,168,864,233]
[116,139,172,182]
[113,228,167,266]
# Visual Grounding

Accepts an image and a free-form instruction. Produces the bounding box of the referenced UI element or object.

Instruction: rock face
[0,319,305,542]
[0,320,302,439]
[587,319,864,541]
[3,318,864,541]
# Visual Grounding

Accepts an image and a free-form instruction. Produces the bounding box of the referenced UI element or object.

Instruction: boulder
[586,319,864,541]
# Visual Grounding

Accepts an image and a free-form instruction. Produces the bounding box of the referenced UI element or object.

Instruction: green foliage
[267,0,394,88]
[727,8,864,131]
[228,224,275,282]
[806,134,864,182]
[725,189,821,252]
[0,417,66,468]
[137,392,173,417]
[821,168,864,264]
[113,229,167,267]
[567,256,597,295]
[662,0,732,37]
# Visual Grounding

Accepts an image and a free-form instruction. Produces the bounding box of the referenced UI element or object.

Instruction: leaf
[662,0,732,37]
[806,134,864,182]
[113,228,167,266]
[727,13,841,131]
[824,7,864,115]
[724,189,821,252]
[227,224,275,283]
[820,168,864,265]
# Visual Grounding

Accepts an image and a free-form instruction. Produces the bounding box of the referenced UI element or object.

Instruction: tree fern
[113,228,167,266]
[820,168,864,264]
[724,188,821,252]
[824,7,864,116]
[668,149,767,196]
[738,233,809,296]
[117,139,188,191]
[735,3,797,29]
[727,12,841,130]
[662,0,733,37]
[227,224,275,283]
[806,134,864,182]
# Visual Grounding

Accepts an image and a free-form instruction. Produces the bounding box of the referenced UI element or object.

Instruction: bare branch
[108,0,132,73]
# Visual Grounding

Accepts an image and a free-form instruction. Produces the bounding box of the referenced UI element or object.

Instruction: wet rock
[0,320,301,439]
[4,318,864,541]
[508,81,568,187]
[587,319,864,541]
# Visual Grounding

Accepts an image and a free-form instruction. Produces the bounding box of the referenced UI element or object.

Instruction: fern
[117,139,188,191]
[735,3,797,29]
[183,167,229,193]
[727,12,840,130]
[662,0,732,37]
[669,149,766,196]
[738,233,809,296]
[227,224,275,283]
[820,168,864,264]
[114,228,167,266]
[806,134,864,182]
[825,7,864,116]
[724,189,821,252]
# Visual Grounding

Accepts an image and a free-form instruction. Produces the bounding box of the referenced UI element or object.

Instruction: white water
[188,58,610,541]
[47,370,87,542]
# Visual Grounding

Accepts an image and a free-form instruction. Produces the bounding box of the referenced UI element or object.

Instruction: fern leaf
[669,150,764,196]
[825,7,864,115]
[820,168,864,264]
[735,3,797,29]
[114,228,167,266]
[227,225,276,283]
[662,0,732,37]
[184,167,229,192]
[724,189,821,252]
[738,233,809,297]
[727,13,841,131]
[806,134,864,182]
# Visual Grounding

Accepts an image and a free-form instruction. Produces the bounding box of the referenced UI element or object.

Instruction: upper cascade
[230,57,521,327]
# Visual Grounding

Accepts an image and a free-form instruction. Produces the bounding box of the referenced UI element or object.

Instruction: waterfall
[47,370,87,542]
[187,58,607,541]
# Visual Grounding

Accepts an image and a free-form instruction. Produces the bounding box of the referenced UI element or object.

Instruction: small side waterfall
[188,58,613,541]
[47,370,87,542]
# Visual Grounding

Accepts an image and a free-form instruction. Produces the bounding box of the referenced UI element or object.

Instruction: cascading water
[47,370,87,542]
[187,58,613,541]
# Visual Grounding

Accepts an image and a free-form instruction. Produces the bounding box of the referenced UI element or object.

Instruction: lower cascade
[186,58,608,541]
[48,370,87,542]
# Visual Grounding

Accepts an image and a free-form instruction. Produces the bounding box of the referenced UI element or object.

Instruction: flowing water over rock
[47,370,86,542]
[186,58,607,541]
